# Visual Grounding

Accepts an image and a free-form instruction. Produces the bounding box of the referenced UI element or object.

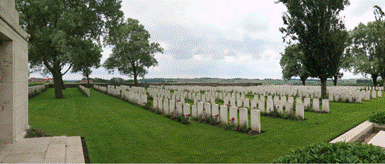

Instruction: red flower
[225,127,227,130]
[162,108,164,110]
[215,114,219,117]
[203,108,205,110]
[175,107,177,109]
[231,117,235,121]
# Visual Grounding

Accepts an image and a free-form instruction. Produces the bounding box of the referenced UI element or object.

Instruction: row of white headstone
[152,97,261,132]
[28,84,49,96]
[148,87,327,115]
[158,85,381,103]
[121,89,147,105]
[79,85,90,97]
[94,85,107,92]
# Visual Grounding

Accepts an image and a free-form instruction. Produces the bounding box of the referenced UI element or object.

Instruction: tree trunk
[134,74,138,86]
[300,76,306,85]
[53,67,64,99]
[60,77,66,90]
[372,73,378,87]
[333,75,338,86]
[86,75,90,88]
[320,77,327,99]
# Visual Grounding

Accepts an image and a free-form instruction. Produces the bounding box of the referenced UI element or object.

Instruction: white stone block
[239,108,248,128]
[266,100,273,113]
[322,99,329,113]
[197,102,204,117]
[258,100,265,112]
[250,109,261,133]
[204,103,211,117]
[313,98,319,111]
[153,97,158,108]
[169,100,175,115]
[229,106,238,126]
[288,97,294,103]
[251,100,257,109]
[296,102,304,119]
[191,105,197,117]
[184,103,190,117]
[220,105,228,124]
[212,104,219,117]
[372,90,377,99]
[163,99,169,114]
[244,98,249,108]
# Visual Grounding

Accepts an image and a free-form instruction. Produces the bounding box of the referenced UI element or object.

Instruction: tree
[277,0,350,99]
[70,39,103,88]
[279,44,310,85]
[373,5,385,89]
[331,29,351,86]
[103,18,164,86]
[349,22,382,86]
[16,0,124,98]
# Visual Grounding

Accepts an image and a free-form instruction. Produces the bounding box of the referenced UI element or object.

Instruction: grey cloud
[241,13,270,33]
[350,1,385,17]
[149,18,282,61]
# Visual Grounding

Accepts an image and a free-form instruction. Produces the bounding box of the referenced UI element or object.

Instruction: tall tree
[16,0,124,98]
[277,0,350,99]
[103,18,164,86]
[373,5,385,89]
[331,29,351,86]
[279,44,310,85]
[349,22,382,87]
[70,39,103,88]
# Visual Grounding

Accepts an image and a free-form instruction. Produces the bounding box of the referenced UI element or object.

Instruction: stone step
[368,130,385,149]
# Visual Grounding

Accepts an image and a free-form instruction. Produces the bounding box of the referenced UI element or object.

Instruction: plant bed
[260,106,306,121]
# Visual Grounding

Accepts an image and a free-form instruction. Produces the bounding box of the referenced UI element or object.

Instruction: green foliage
[273,142,385,163]
[369,110,385,125]
[279,44,309,82]
[25,127,50,138]
[16,0,124,98]
[103,18,164,85]
[277,0,350,99]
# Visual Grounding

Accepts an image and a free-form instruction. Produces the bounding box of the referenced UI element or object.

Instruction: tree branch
[62,64,73,75]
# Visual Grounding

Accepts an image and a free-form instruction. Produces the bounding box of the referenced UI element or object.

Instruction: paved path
[0,136,85,163]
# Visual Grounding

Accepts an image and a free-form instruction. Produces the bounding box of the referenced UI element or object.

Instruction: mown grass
[28,88,384,163]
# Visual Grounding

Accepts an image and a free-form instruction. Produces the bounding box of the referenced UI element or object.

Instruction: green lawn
[28,88,385,163]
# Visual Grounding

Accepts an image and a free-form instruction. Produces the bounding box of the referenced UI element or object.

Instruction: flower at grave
[214,114,219,117]
[203,108,205,111]
[188,114,191,116]
[175,107,177,109]
[225,127,227,130]
[231,117,235,121]
[162,108,164,111]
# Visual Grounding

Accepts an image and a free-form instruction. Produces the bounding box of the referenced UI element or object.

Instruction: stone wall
[0,0,30,144]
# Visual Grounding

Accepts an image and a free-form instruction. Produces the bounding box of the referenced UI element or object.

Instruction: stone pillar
[0,0,30,144]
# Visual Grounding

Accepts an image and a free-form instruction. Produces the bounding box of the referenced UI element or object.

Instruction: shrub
[25,127,50,138]
[369,110,385,125]
[273,142,385,163]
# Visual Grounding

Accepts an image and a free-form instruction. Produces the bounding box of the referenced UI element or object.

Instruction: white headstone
[163,99,169,114]
[192,104,197,117]
[266,100,274,113]
[220,105,228,124]
[204,103,211,117]
[304,98,310,109]
[251,100,257,109]
[153,97,158,109]
[322,99,329,113]
[288,97,294,103]
[229,106,238,126]
[170,100,175,115]
[250,109,261,133]
[296,101,304,119]
[372,90,377,99]
[184,103,190,117]
[313,98,319,111]
[176,102,183,116]
[244,98,249,108]
[258,100,265,112]
[239,108,248,128]
[212,104,219,117]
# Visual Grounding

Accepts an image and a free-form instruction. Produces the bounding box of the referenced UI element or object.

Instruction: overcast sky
[29,0,385,80]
